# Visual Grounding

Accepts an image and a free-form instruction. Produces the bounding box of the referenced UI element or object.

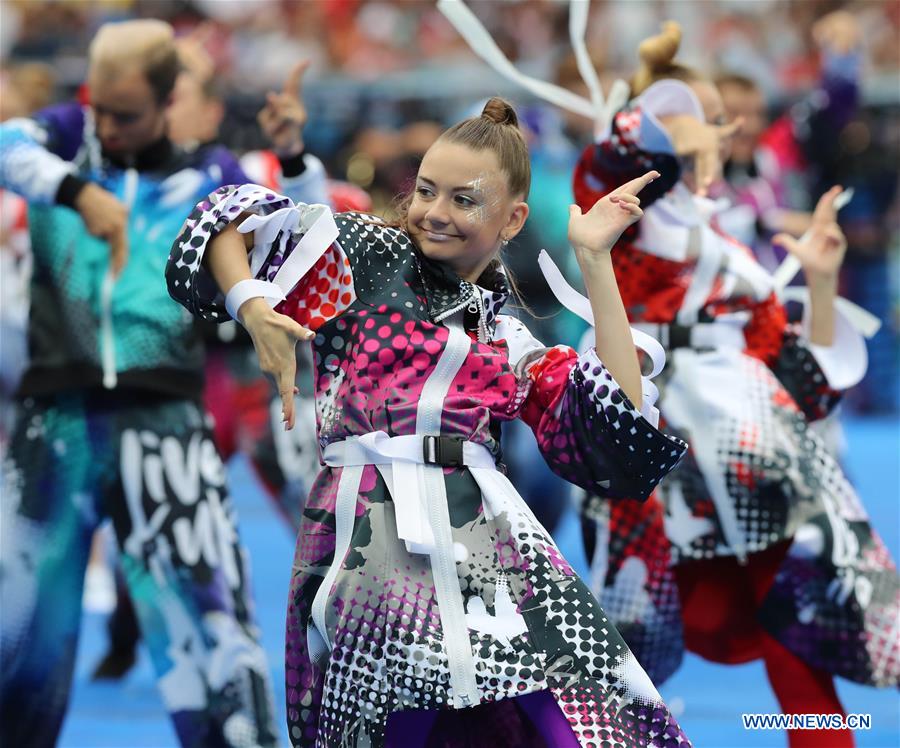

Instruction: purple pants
[385,690,579,748]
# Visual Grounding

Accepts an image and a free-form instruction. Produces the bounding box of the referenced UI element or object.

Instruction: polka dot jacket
[167,183,691,747]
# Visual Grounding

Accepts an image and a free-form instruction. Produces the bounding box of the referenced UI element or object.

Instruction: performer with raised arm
[167,97,689,747]
[0,19,328,747]
[569,22,898,748]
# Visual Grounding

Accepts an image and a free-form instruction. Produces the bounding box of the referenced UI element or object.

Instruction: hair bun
[481,97,519,127]
[638,21,682,71]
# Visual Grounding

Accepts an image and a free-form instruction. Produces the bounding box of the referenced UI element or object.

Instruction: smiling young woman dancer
[569,23,899,748]
[167,97,690,747]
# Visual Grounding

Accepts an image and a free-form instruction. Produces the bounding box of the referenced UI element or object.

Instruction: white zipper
[100,270,117,388]
[436,281,490,344]
[433,283,476,324]
[417,315,480,707]
[100,167,137,389]
[467,290,489,345]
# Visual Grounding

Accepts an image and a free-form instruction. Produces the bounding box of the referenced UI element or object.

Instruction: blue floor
[59,415,900,747]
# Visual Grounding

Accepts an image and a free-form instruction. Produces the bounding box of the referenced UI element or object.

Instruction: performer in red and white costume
[569,22,898,748]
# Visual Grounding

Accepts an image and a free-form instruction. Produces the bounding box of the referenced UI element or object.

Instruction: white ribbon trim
[224,279,286,322]
[538,249,665,425]
[240,202,338,297]
[307,463,363,666]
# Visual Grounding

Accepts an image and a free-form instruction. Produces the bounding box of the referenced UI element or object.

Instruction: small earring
[501,237,510,247]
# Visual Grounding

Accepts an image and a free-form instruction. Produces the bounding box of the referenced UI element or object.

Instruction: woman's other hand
[258,60,311,157]
[239,298,314,430]
[773,185,848,284]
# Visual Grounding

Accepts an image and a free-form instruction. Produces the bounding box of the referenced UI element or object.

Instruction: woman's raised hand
[773,185,848,283]
[568,170,659,256]
[239,298,314,430]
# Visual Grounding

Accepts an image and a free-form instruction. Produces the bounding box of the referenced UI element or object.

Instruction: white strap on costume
[677,224,723,326]
[323,432,495,552]
[411,318,480,707]
[631,317,748,352]
[537,249,665,427]
[307,462,363,666]
[224,279,286,322]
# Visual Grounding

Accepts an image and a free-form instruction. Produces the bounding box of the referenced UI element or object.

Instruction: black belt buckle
[423,435,465,467]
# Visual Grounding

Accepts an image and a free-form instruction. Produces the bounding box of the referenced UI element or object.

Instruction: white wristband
[224,279,286,323]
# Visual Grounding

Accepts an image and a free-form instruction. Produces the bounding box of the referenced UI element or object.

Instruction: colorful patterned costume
[85,141,332,683]
[572,80,899,689]
[167,183,691,747]
[0,103,333,747]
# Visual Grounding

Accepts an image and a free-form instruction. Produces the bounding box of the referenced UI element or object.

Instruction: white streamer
[567,0,630,134]
[438,0,592,119]
[438,0,629,133]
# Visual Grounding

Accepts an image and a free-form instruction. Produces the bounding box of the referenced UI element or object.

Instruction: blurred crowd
[4,1,899,94]
[2,0,898,412]
[0,5,898,746]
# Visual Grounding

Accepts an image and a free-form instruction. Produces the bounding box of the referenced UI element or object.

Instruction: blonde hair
[630,21,701,97]
[89,20,179,103]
